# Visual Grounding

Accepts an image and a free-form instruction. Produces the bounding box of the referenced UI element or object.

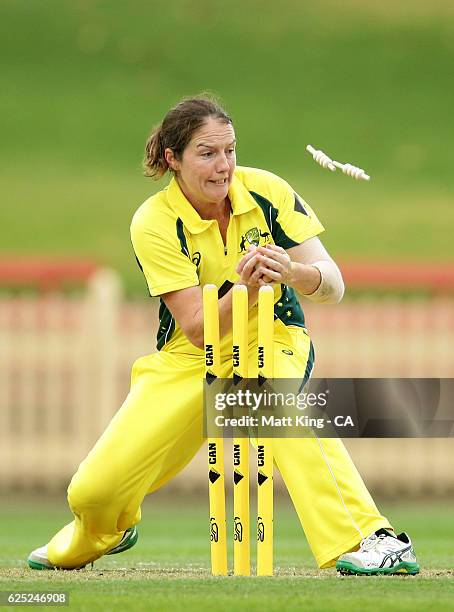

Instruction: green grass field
[1,494,453,611]
[1,1,454,295]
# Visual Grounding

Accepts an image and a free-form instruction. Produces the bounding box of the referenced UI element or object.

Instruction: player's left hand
[253,244,293,286]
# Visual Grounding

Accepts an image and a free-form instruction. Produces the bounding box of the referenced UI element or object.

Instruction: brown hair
[143,94,232,179]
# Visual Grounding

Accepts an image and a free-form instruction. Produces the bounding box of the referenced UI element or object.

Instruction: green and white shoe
[28,526,138,570]
[336,530,420,575]
[27,545,57,570]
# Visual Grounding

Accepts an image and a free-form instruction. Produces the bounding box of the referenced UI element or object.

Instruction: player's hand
[236,246,273,287]
[253,244,293,286]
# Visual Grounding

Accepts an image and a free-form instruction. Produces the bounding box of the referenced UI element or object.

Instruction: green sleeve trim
[176,217,191,258]
[156,298,175,350]
[294,192,309,216]
[249,190,299,249]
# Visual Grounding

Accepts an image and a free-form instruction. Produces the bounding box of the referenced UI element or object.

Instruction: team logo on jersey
[239,227,271,253]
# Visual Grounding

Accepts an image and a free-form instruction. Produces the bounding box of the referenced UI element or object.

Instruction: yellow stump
[257,285,274,576]
[232,285,250,576]
[203,284,227,576]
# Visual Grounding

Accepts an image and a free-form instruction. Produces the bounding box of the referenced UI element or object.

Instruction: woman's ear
[165,148,180,172]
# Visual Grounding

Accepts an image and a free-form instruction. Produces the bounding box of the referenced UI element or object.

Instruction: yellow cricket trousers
[47,322,392,569]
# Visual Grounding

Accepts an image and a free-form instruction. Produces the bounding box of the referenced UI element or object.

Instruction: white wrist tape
[305,260,345,304]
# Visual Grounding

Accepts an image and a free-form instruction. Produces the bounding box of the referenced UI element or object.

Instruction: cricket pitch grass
[0,494,453,611]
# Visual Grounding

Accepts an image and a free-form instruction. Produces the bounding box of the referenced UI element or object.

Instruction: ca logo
[234,516,243,542]
[257,517,265,542]
[210,517,219,542]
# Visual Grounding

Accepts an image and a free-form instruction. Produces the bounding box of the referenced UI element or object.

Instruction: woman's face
[168,116,236,209]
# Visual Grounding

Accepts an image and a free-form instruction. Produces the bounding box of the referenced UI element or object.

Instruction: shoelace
[359,533,387,552]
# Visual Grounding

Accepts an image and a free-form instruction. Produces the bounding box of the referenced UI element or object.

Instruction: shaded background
[1,2,454,587]
[1,0,453,293]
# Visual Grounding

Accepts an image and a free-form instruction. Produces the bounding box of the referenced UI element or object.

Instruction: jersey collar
[167,172,258,234]
[167,178,211,234]
[228,173,259,216]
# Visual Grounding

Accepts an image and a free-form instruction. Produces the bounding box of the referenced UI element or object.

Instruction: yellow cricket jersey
[130,166,324,356]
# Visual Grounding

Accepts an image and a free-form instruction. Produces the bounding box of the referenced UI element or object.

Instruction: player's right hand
[236,246,274,287]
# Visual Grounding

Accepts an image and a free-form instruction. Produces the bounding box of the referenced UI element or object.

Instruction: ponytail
[143,124,168,178]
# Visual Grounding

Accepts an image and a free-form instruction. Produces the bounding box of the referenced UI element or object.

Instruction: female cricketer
[28,95,419,576]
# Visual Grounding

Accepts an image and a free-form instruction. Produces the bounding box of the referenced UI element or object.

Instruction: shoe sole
[336,560,420,575]
[28,559,54,571]
[106,526,139,555]
[28,559,88,571]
